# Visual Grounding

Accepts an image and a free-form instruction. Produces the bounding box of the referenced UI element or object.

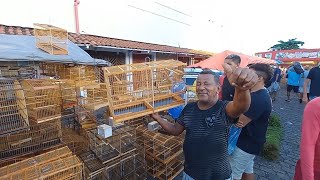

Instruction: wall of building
[85,50,126,66]
[156,53,178,61]
[132,54,152,64]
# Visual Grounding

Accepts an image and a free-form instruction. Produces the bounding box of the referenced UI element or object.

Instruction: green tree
[269,38,305,50]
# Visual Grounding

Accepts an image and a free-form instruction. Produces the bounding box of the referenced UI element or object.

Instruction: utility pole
[74,0,80,34]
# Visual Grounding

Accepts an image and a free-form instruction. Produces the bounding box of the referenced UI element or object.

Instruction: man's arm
[151,113,184,136]
[235,114,252,128]
[226,88,251,118]
[303,78,311,103]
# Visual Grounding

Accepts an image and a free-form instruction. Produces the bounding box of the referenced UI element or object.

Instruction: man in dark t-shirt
[221,54,241,101]
[303,64,320,102]
[151,64,259,180]
[229,64,273,180]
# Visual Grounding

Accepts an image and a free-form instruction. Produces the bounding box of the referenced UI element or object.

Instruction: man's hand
[235,120,244,128]
[150,113,161,121]
[222,63,258,91]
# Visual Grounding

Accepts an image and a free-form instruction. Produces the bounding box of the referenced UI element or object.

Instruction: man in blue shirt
[229,63,273,180]
[285,67,301,102]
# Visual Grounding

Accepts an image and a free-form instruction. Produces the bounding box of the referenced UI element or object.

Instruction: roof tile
[0,24,211,56]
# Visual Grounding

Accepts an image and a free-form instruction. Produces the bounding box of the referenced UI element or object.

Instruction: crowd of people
[150,55,320,180]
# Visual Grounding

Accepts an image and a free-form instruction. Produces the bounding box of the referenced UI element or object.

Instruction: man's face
[196,74,220,103]
[224,59,239,71]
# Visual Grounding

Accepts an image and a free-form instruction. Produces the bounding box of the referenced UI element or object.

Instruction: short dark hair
[248,63,273,84]
[225,54,241,64]
[198,69,220,85]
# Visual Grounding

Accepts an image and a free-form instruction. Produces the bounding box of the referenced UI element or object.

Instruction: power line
[128,4,191,26]
[154,1,192,17]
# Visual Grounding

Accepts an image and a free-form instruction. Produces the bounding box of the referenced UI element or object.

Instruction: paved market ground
[172,85,304,180]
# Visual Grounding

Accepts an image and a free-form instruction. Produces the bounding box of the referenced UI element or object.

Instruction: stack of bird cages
[21,79,62,123]
[0,146,83,180]
[0,119,62,161]
[0,79,29,137]
[103,60,186,123]
[34,23,68,55]
[88,126,138,164]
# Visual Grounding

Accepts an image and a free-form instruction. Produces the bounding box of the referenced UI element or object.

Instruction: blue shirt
[307,66,320,96]
[287,71,301,86]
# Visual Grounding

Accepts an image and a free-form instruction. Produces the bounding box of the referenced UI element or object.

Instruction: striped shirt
[177,100,232,180]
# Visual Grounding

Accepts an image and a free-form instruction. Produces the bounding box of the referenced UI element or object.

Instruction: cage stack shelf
[34,23,68,55]
[103,60,186,123]
[0,146,83,180]
[0,79,29,137]
[21,79,62,123]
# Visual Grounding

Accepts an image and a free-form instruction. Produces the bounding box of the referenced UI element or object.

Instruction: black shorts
[287,85,299,93]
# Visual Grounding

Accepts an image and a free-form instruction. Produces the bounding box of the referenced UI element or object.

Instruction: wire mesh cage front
[0,79,29,137]
[103,60,186,123]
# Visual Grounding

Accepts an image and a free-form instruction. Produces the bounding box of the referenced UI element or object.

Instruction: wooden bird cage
[0,66,35,79]
[102,152,147,180]
[88,126,138,164]
[21,79,62,123]
[0,79,29,137]
[143,131,183,164]
[0,146,71,176]
[103,60,186,123]
[0,146,83,180]
[79,151,106,180]
[62,128,89,155]
[34,23,68,55]
[0,119,62,161]
[145,151,184,180]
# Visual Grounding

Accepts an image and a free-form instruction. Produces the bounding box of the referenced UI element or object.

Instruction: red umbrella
[189,50,276,71]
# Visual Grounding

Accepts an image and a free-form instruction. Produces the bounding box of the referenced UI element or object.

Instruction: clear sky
[0,0,319,55]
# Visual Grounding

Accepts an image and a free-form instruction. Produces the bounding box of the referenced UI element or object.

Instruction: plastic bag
[228,125,242,155]
[267,82,280,93]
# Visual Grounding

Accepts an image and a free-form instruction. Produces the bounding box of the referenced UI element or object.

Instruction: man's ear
[216,85,221,93]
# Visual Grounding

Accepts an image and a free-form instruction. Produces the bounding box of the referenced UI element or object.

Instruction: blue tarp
[0,34,107,65]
